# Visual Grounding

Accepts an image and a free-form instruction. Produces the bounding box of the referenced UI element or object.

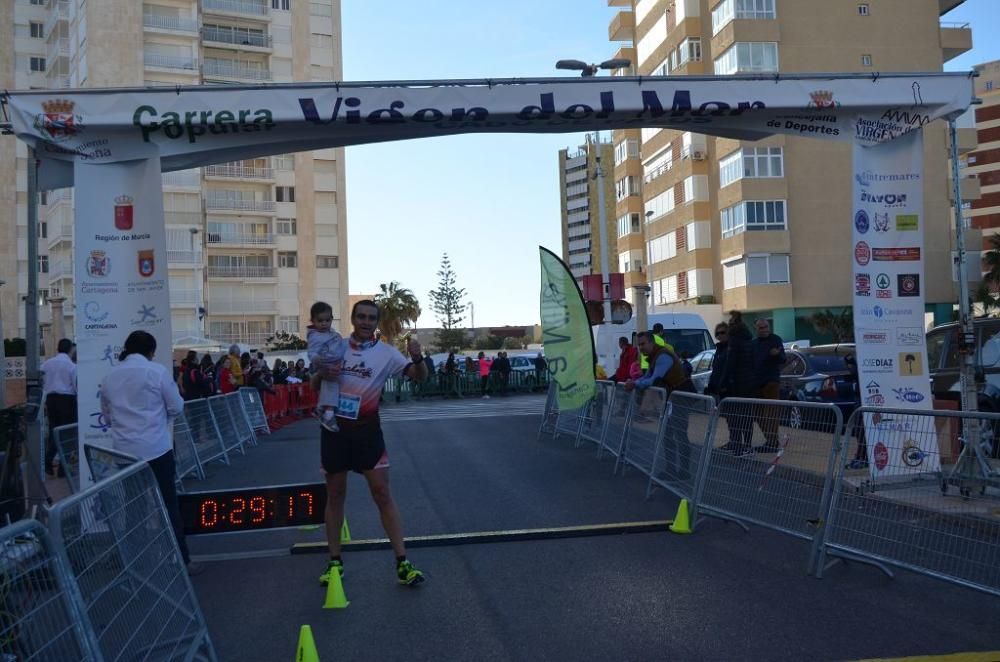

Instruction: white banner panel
[74,157,173,486]
[852,129,939,478]
[2,74,975,190]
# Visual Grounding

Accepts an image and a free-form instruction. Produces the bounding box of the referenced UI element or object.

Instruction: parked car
[778,344,859,430]
[926,319,1000,457]
[689,349,716,394]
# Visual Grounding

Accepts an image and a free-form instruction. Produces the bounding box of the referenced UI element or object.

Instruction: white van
[593,312,713,377]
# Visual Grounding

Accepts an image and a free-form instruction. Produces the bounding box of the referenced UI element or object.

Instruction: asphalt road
[185,396,1000,661]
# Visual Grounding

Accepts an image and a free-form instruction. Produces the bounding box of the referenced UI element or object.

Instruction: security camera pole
[555,58,632,325]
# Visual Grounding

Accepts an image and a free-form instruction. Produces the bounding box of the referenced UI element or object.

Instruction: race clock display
[179,482,327,535]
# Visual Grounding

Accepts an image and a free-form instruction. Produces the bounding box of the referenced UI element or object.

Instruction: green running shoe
[319,559,344,586]
[396,559,425,586]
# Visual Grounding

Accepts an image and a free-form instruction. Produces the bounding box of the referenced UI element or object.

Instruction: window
[272,0,290,8]
[276,218,297,235]
[719,151,743,188]
[677,38,702,68]
[29,22,44,38]
[858,3,869,15]
[615,175,638,201]
[713,42,778,75]
[310,33,334,49]
[721,200,786,237]
[279,316,300,334]
[273,154,294,171]
[38,191,47,205]
[747,254,789,284]
[29,57,46,72]
[617,213,641,238]
[647,232,677,265]
[310,2,333,16]
[720,147,784,187]
[278,251,298,268]
[986,81,995,92]
[712,0,776,35]
[861,54,872,67]
[38,255,49,274]
[614,139,639,166]
[316,255,339,269]
[276,186,295,203]
[38,222,47,239]
[645,187,676,221]
[30,0,45,5]
[39,289,49,305]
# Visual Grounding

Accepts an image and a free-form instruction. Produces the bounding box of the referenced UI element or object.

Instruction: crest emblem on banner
[807,90,839,109]
[114,195,134,231]
[86,250,110,278]
[137,250,155,278]
[33,99,82,141]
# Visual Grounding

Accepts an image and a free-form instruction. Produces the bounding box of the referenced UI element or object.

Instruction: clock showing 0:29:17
[178,483,328,535]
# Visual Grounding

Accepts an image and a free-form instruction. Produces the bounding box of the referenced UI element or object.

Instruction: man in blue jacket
[751,319,785,453]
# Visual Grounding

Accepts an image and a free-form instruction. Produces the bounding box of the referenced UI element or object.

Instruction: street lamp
[555,58,632,77]
[556,56,632,326]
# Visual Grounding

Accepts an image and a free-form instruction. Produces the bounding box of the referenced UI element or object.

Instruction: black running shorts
[320,418,389,474]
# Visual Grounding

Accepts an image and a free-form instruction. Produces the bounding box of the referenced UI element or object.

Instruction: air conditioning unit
[692,150,706,161]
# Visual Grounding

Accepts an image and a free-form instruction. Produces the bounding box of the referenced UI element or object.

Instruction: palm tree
[374,282,421,343]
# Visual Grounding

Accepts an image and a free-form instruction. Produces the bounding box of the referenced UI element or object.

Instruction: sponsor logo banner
[74,157,173,486]
[851,129,937,478]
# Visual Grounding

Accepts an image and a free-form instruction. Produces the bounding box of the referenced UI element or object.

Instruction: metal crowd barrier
[0,519,98,660]
[553,392,589,442]
[82,444,139,485]
[617,387,669,476]
[238,387,271,435]
[577,381,615,448]
[53,423,81,494]
[208,395,245,457]
[598,384,633,461]
[172,415,206,486]
[536,381,558,440]
[225,392,257,449]
[696,398,843,550]
[47,462,218,661]
[815,406,1000,597]
[647,391,717,501]
[182,399,230,467]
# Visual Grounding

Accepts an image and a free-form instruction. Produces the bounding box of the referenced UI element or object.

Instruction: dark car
[778,344,859,430]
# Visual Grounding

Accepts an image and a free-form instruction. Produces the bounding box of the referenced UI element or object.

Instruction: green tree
[374,281,421,343]
[429,253,468,350]
[473,334,504,351]
[807,308,854,343]
[266,331,307,351]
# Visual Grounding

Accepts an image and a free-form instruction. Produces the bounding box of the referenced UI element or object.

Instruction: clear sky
[342,0,1000,330]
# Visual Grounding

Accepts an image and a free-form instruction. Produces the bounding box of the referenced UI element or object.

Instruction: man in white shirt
[100,330,202,575]
[41,338,77,477]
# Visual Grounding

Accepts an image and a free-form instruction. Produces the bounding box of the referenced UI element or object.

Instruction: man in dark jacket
[719,314,756,455]
[751,318,786,452]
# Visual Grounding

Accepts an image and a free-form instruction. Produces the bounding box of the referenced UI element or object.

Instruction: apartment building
[607,0,973,341]
[2,0,349,350]
[966,60,1000,239]
[558,136,617,285]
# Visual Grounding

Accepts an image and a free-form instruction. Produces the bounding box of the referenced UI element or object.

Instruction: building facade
[607,0,973,341]
[3,0,349,352]
[558,136,617,285]
[967,60,1000,240]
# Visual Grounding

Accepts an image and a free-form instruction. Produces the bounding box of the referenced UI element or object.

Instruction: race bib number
[337,393,361,420]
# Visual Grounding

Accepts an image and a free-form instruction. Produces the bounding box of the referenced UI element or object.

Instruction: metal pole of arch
[949,119,978,417]
[593,133,612,325]
[25,148,46,504]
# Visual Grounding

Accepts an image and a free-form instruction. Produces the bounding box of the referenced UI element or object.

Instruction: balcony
[940,21,972,62]
[608,10,635,42]
[939,0,967,14]
[207,265,276,279]
[49,260,73,282]
[165,211,203,225]
[162,170,202,188]
[205,232,275,246]
[144,52,199,72]
[44,1,69,39]
[948,175,981,202]
[43,74,70,89]
[167,250,203,266]
[208,297,277,314]
[203,164,274,180]
[143,13,199,34]
[203,60,272,81]
[201,26,272,49]
[47,37,69,62]
[202,0,269,18]
[47,223,72,248]
[209,331,273,347]
[205,198,275,213]
[169,289,203,306]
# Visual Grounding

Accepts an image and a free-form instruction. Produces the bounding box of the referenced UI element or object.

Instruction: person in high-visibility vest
[638,326,674,371]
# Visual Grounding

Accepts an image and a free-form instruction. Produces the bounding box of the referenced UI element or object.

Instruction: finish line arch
[0,72,976,483]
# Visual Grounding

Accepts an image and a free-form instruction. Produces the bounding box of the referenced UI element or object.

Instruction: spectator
[640,324,668,372]
[99,330,201,576]
[423,352,435,378]
[720,311,757,456]
[680,351,694,377]
[613,337,637,383]
[219,357,237,394]
[751,318,785,453]
[533,352,547,384]
[200,355,217,397]
[41,338,77,477]
[181,350,206,401]
[495,351,511,395]
[272,359,288,385]
[844,353,869,470]
[227,345,244,387]
[477,352,493,399]
[464,356,474,373]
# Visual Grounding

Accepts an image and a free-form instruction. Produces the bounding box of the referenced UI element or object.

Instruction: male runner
[318,300,429,587]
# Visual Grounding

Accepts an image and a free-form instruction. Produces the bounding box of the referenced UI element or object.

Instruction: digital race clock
[178,482,327,535]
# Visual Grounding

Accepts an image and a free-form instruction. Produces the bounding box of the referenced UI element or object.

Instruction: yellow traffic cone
[296,625,320,662]
[340,518,351,543]
[668,499,693,535]
[322,568,349,609]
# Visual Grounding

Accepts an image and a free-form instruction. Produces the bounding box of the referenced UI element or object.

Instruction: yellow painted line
[856,656,1000,662]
